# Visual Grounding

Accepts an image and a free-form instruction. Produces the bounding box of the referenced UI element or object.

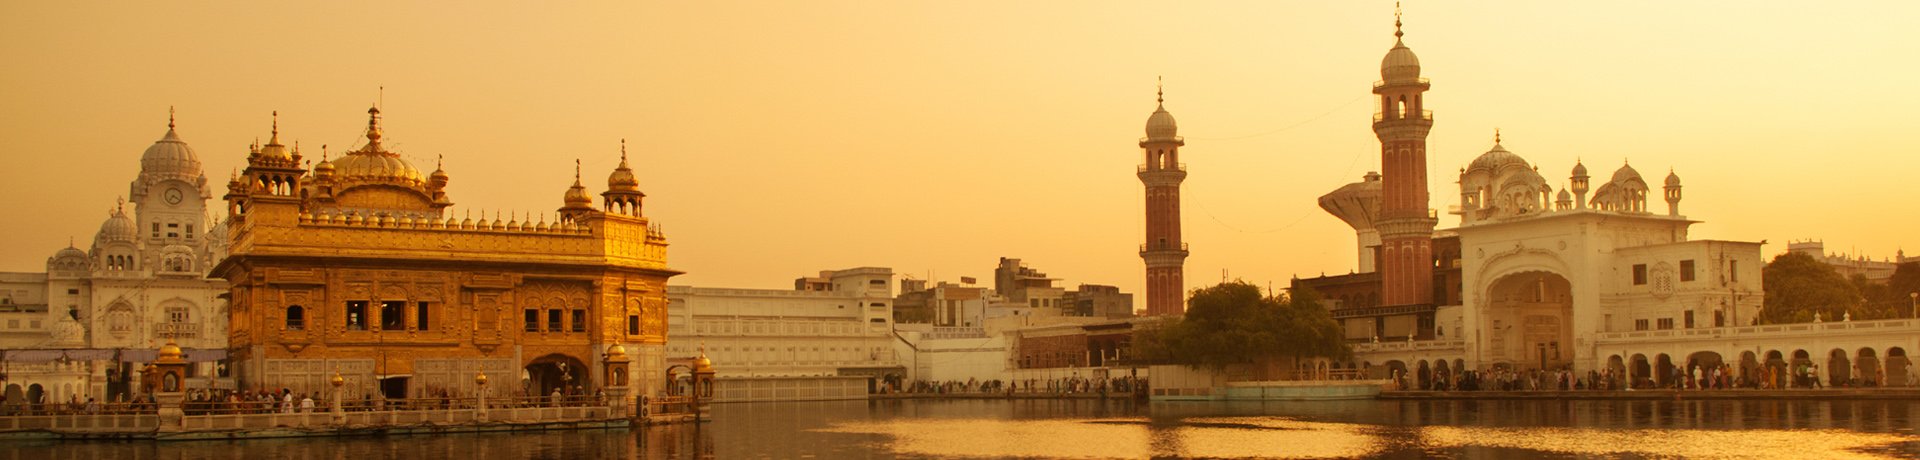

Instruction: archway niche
[1481,271,1574,371]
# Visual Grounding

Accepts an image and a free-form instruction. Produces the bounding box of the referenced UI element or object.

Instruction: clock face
[164,188,183,205]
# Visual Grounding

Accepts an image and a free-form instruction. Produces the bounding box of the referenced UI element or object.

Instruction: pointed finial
[167,106,176,129]
[436,154,444,170]
[1156,76,1164,105]
[1394,2,1404,39]
[271,110,279,138]
[575,158,582,180]
[620,138,628,161]
[1493,128,1501,144]
[321,144,329,161]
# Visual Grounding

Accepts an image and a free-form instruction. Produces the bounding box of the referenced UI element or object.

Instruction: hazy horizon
[4,1,1916,310]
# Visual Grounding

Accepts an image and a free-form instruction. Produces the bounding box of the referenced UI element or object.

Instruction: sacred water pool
[14,398,1920,459]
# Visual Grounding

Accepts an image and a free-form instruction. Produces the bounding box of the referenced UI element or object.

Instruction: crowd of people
[886,376,1145,397]
[1394,362,1919,392]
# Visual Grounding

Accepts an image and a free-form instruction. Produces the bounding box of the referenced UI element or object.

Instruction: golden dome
[607,343,628,358]
[156,340,185,364]
[564,160,593,207]
[694,353,714,374]
[475,371,489,386]
[335,106,427,187]
[607,140,641,192]
[330,372,345,387]
[256,111,293,161]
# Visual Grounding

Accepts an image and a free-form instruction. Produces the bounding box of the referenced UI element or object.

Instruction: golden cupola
[601,140,646,217]
[332,106,428,188]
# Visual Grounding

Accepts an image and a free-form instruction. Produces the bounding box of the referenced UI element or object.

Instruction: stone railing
[924,327,988,340]
[1595,318,1920,343]
[1352,339,1467,354]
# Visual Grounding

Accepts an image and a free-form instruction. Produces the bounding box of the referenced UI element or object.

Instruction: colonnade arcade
[1604,346,1913,389]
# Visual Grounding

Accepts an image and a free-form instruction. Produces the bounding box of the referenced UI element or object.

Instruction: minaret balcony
[1372,110,1434,123]
[1137,163,1186,173]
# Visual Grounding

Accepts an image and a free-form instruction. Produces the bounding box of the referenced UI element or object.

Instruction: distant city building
[0,113,230,407]
[1063,284,1134,319]
[994,257,1064,309]
[665,267,900,401]
[1788,240,1916,283]
[215,107,677,402]
[1138,85,1190,316]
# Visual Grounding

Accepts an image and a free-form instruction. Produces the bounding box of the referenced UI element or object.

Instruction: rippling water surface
[11,399,1920,459]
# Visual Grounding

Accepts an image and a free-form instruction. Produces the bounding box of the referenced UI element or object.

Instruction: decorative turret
[1570,159,1590,208]
[560,159,596,223]
[602,140,646,217]
[1663,169,1682,216]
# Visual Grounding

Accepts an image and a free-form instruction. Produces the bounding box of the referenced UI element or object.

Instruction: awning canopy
[0,348,228,363]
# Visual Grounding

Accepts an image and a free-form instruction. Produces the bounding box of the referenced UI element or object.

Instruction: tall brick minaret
[1374,9,1437,307]
[1138,82,1189,316]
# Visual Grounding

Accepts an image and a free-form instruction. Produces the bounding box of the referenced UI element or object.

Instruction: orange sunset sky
[3,2,1916,311]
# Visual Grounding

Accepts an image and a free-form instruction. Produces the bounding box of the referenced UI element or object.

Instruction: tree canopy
[1760,251,1862,323]
[1132,281,1348,370]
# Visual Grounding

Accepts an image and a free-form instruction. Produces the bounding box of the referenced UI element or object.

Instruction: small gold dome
[475,371,489,386]
[694,354,713,374]
[607,344,628,358]
[156,340,185,364]
[330,372,345,387]
[607,141,641,192]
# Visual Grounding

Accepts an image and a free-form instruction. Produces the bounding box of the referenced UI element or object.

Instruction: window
[1657,318,1675,330]
[1632,264,1648,285]
[1683,310,1695,329]
[66,289,79,295]
[185,225,194,238]
[548,309,563,332]
[380,301,405,330]
[1634,319,1649,331]
[1714,310,1726,327]
[1680,260,1695,282]
[524,309,539,332]
[628,315,640,335]
[416,302,431,331]
[346,301,368,330]
[151,223,160,238]
[1729,260,1739,282]
[286,305,305,330]
[571,309,586,333]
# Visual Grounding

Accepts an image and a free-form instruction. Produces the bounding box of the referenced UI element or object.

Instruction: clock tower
[129,108,212,270]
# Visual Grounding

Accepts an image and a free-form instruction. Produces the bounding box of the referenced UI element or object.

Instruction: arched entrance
[1435,359,1453,389]
[1482,272,1573,371]
[1654,354,1675,388]
[1416,360,1432,390]
[1889,348,1911,387]
[26,384,43,413]
[1606,355,1626,389]
[525,353,590,398]
[1827,349,1852,386]
[1384,360,1409,387]
[1856,348,1880,387]
[1792,350,1812,388]
[1738,351,1760,388]
[1686,351,1724,389]
[1629,354,1651,389]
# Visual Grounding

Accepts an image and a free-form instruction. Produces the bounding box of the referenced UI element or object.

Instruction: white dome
[1571,161,1588,177]
[1380,40,1421,83]
[1610,164,1643,184]
[95,207,135,243]
[1466,143,1528,174]
[1665,170,1681,187]
[1144,104,1178,141]
[141,128,203,178]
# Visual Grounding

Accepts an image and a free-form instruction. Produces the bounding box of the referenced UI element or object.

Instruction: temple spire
[1394,2,1404,39]
[167,106,176,130]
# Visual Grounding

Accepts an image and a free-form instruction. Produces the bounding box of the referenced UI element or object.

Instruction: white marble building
[664,267,902,401]
[0,114,231,408]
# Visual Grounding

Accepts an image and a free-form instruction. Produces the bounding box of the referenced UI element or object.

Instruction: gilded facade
[212,108,678,401]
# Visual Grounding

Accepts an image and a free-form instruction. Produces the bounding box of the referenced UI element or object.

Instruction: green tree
[1761,251,1862,324]
[1130,281,1349,370]
[1878,262,1920,319]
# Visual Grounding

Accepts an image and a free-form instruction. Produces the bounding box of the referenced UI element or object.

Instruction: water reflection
[8,399,1920,459]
